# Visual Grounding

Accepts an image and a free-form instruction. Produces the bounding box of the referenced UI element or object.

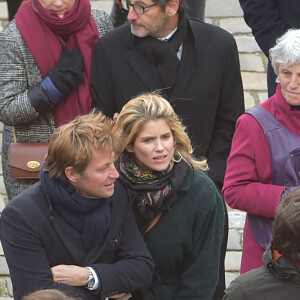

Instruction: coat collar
[124,16,200,95]
[166,167,194,207]
[263,242,300,283]
[273,83,293,112]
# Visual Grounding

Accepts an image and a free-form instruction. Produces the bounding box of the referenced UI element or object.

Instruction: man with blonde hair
[0,112,154,300]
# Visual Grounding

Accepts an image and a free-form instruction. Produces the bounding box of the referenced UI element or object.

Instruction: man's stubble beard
[130,23,149,38]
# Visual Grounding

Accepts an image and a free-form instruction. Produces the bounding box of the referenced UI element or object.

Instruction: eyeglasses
[120,0,157,15]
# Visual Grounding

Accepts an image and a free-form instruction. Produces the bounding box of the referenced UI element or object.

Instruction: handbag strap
[12,126,18,143]
[144,212,163,237]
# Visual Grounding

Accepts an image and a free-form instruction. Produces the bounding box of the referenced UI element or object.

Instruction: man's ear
[65,166,79,184]
[166,0,179,17]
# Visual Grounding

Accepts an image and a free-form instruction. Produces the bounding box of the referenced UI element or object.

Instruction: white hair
[269,28,300,82]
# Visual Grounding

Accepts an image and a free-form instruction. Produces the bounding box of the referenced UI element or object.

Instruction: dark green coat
[132,169,225,300]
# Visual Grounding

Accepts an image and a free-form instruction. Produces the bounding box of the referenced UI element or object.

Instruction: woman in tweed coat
[0,0,112,200]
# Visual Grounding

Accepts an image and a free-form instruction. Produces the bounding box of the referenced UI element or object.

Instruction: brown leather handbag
[9,127,49,179]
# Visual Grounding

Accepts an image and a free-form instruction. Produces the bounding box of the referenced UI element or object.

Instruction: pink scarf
[15,0,99,126]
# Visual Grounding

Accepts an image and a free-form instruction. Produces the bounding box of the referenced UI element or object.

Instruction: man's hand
[51,265,89,287]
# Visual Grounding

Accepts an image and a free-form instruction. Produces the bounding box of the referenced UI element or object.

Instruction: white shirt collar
[156,27,183,60]
[157,27,178,41]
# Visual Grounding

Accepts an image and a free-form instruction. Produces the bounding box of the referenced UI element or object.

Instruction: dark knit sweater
[131,169,225,300]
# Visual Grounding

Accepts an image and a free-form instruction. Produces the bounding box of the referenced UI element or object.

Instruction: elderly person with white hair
[222,28,300,274]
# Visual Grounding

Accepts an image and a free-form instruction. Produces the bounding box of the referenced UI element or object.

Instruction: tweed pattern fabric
[0,10,112,200]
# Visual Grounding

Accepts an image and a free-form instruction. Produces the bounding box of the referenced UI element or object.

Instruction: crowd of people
[0,0,300,299]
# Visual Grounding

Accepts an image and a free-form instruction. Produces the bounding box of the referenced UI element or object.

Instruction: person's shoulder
[0,20,22,41]
[234,112,262,138]
[235,265,268,282]
[191,169,217,189]
[91,9,107,16]
[189,18,235,42]
[237,98,273,127]
[189,18,238,56]
[98,23,131,44]
[91,9,113,34]
[186,169,220,202]
[4,182,46,213]
[224,265,274,299]
[179,170,224,218]
[1,183,49,225]
[112,180,130,205]
[91,9,110,23]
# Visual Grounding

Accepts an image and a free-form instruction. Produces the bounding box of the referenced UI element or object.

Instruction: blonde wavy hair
[115,92,208,171]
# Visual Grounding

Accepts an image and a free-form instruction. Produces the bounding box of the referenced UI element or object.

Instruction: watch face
[87,272,95,288]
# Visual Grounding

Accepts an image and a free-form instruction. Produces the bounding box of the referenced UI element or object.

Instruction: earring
[172,152,183,163]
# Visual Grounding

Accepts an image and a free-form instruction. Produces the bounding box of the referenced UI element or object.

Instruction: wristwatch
[86,267,95,290]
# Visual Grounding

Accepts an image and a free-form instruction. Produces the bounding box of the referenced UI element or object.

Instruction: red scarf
[15,0,99,126]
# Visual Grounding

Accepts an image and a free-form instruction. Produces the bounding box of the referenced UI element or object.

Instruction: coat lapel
[124,19,202,97]
[169,22,199,98]
[51,203,116,267]
[126,35,162,90]
[50,213,86,265]
[82,198,117,265]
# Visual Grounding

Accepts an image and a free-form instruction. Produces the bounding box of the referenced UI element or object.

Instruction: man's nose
[127,5,138,20]
[109,165,120,179]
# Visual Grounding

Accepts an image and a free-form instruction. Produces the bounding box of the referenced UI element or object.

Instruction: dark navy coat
[0,181,154,300]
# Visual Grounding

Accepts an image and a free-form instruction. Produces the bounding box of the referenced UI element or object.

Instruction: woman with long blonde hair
[115,92,225,300]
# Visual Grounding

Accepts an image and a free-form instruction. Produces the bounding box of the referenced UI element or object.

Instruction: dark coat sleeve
[0,184,154,300]
[0,204,94,300]
[91,184,155,297]
[174,176,225,299]
[239,0,289,57]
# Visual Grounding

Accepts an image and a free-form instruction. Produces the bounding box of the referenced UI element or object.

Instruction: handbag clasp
[27,161,41,169]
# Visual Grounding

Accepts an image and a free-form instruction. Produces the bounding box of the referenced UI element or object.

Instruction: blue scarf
[40,166,112,250]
